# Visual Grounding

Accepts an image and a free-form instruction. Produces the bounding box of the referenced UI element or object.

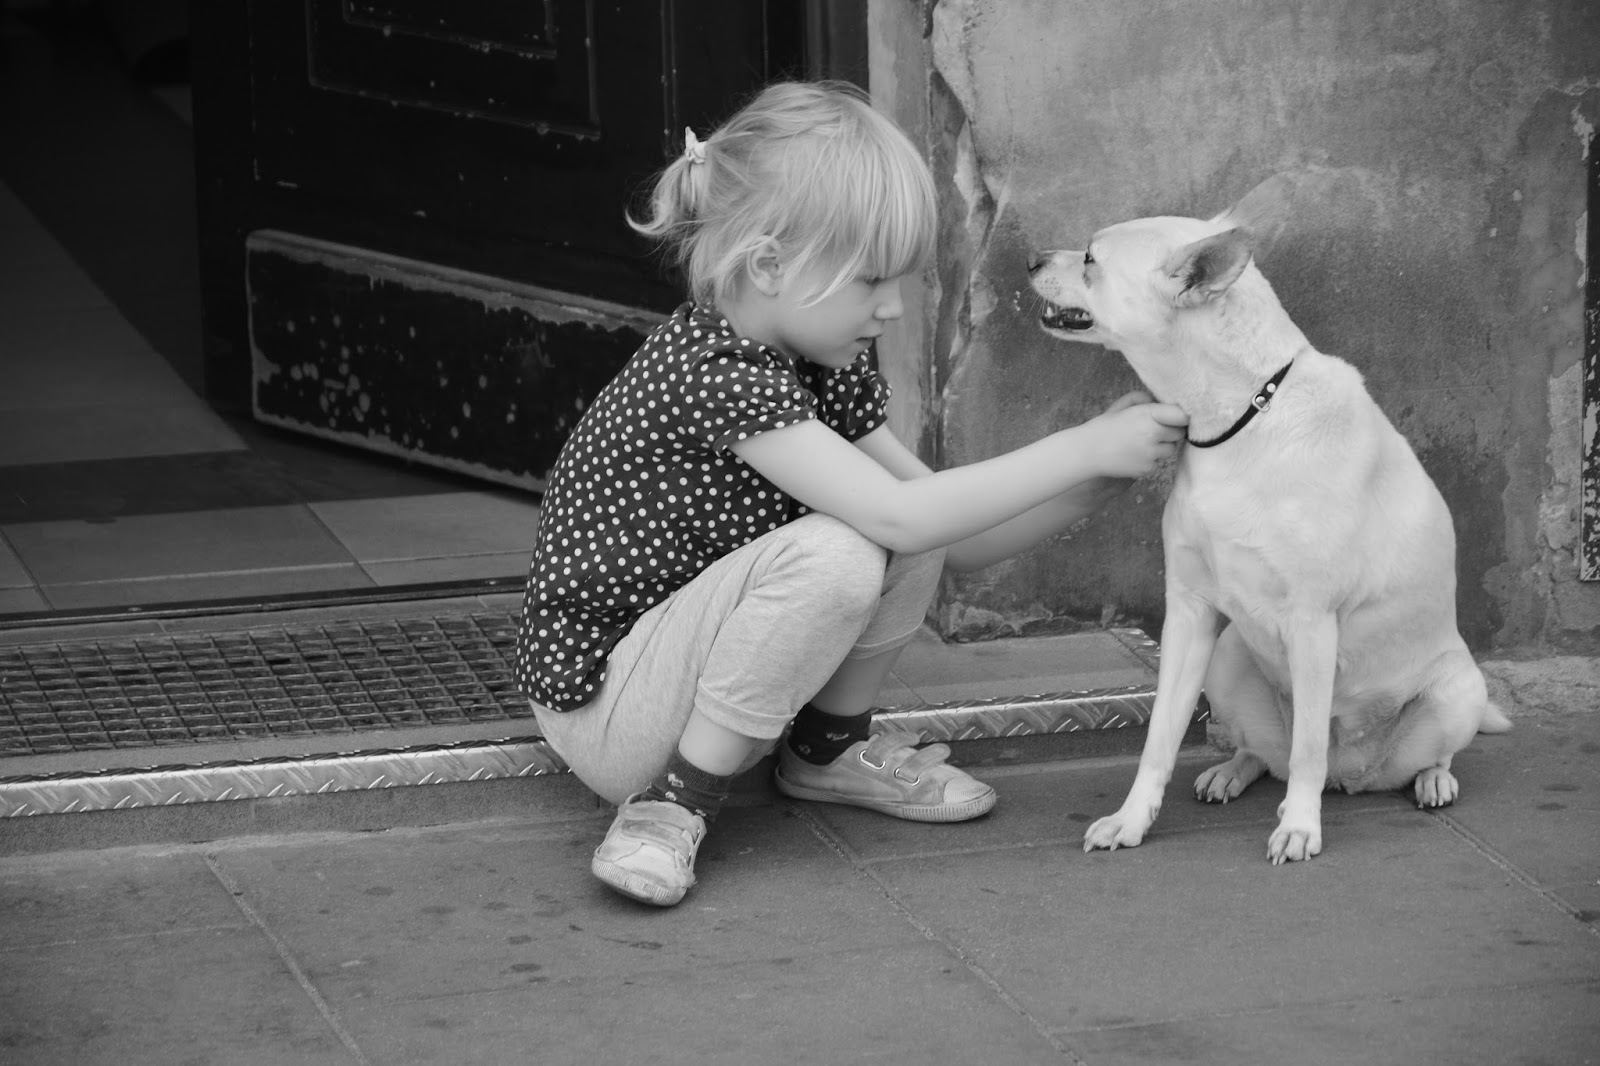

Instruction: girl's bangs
[865,189,934,280]
[800,161,934,303]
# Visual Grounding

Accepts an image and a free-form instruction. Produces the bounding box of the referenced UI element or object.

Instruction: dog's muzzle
[1039,302,1094,331]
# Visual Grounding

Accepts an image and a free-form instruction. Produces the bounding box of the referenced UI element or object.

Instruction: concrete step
[0,600,1203,852]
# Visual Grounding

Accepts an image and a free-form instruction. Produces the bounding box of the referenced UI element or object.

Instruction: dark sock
[785,703,871,765]
[641,749,732,821]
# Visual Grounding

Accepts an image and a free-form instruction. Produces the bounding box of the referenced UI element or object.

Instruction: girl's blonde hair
[629,80,937,308]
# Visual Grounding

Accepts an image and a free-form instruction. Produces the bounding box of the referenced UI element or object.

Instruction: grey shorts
[531,514,943,803]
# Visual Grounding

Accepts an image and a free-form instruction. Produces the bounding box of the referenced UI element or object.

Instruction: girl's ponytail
[627,83,935,309]
[628,139,704,242]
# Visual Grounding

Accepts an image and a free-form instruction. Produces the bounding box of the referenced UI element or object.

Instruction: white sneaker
[773,732,997,822]
[590,794,707,906]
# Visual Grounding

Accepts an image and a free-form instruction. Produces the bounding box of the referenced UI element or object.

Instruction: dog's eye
[1084,250,1095,266]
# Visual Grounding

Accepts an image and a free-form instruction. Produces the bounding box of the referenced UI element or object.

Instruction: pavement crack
[788,803,1088,1064]
[1424,808,1600,937]
[203,852,372,1064]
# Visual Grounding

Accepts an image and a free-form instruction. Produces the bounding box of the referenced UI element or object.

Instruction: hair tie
[683,127,706,166]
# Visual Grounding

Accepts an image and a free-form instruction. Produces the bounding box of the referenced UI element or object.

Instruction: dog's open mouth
[1039,302,1094,331]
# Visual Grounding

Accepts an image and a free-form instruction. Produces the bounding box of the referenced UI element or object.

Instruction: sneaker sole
[772,769,997,823]
[591,856,691,907]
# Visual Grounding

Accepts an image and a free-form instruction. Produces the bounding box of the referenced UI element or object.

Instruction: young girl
[514,80,1186,907]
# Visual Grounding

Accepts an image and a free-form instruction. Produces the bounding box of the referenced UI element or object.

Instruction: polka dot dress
[514,302,891,711]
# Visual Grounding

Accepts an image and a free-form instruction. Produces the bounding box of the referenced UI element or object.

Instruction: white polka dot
[513,302,890,709]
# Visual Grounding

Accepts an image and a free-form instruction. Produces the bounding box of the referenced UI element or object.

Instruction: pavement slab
[1436,709,1600,918]
[1,926,354,1064]
[0,850,350,1064]
[0,698,1596,1065]
[1061,980,1600,1066]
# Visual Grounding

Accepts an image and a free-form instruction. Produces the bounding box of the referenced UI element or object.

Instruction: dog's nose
[1026,252,1047,275]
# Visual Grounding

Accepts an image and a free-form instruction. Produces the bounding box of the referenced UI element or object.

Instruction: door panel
[244,0,668,303]
[196,1,827,488]
[303,0,595,132]
[247,230,660,492]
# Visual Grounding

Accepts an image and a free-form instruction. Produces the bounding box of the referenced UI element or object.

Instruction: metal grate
[0,625,1177,817]
[0,613,531,757]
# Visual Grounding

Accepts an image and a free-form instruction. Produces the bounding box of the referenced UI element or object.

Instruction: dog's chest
[1163,474,1340,673]
[1165,459,1449,710]
[1165,479,1305,611]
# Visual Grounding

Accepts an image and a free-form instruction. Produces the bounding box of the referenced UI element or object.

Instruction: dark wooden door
[192,1,860,491]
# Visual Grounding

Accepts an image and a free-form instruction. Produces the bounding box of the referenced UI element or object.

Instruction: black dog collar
[1186,361,1294,449]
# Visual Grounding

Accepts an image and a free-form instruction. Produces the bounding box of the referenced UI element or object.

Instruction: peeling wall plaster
[888,0,1600,649]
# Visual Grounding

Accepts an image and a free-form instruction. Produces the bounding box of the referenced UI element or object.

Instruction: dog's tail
[1477,701,1513,734]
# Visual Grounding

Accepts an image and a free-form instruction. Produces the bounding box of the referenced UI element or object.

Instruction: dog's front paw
[1413,767,1459,808]
[1083,807,1154,853]
[1266,819,1322,864]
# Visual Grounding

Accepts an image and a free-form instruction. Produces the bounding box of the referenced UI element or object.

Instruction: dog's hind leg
[1363,651,1492,809]
[1195,750,1269,803]
[1194,625,1283,803]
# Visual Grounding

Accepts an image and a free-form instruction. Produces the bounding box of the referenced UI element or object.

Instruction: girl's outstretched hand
[1085,392,1189,479]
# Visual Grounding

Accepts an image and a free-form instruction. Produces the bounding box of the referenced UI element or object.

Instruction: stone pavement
[0,656,1596,1065]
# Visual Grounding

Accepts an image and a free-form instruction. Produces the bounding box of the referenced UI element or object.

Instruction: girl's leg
[772,546,997,823]
[534,515,991,905]
[811,545,946,713]
[532,513,890,804]
[782,546,945,762]
[538,514,887,906]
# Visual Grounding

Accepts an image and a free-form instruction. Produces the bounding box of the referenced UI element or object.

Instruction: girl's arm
[728,397,1185,558]
[851,391,1158,570]
[852,424,1134,572]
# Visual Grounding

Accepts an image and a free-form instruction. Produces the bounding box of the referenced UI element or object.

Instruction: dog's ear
[1210,173,1298,259]
[1164,228,1254,308]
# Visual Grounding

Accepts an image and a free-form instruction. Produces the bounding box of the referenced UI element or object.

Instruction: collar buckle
[1186,360,1294,449]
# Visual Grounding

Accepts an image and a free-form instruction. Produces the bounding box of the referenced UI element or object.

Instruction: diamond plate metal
[0,616,1180,817]
[0,737,568,816]
[0,683,1173,817]
[886,686,1158,741]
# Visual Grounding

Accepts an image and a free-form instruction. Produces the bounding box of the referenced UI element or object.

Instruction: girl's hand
[1085,395,1189,479]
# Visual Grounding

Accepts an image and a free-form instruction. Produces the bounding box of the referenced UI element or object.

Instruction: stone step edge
[0,684,1195,817]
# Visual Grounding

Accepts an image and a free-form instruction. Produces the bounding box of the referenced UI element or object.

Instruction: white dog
[1028,179,1510,863]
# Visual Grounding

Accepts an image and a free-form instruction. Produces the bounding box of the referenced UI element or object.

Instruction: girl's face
[768,264,907,369]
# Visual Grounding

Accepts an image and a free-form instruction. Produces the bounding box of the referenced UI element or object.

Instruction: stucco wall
[871,0,1600,651]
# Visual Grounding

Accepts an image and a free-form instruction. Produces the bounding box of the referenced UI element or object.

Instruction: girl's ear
[744,237,784,297]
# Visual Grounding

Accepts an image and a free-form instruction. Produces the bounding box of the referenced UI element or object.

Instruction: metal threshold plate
[2,616,1165,817]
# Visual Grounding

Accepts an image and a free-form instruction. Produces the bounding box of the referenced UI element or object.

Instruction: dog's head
[1028,217,1258,354]
[1027,176,1299,359]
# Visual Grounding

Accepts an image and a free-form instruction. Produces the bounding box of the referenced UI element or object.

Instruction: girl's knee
[789,514,887,581]
[886,545,946,597]
[780,515,887,624]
